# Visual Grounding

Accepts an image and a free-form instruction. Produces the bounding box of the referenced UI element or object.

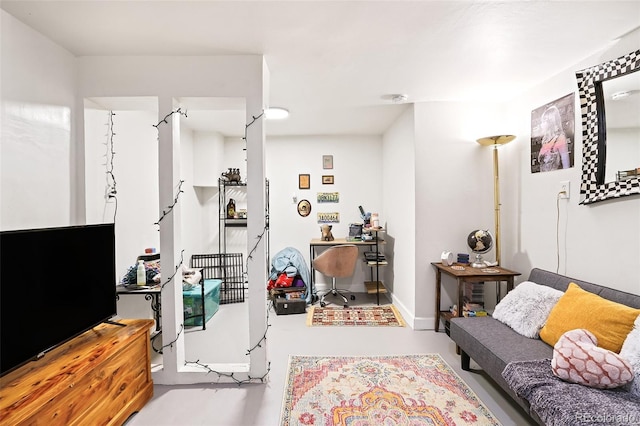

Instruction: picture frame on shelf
[322,155,333,169]
[298,174,310,189]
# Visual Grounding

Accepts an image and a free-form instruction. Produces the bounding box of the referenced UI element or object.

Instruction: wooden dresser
[0,319,154,425]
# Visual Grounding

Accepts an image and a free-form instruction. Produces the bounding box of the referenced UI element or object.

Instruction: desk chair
[314,245,359,307]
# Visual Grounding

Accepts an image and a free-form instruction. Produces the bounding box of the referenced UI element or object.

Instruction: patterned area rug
[280,354,500,426]
[306,305,406,327]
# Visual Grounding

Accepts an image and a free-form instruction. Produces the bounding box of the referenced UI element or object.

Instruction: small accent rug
[306,305,406,327]
[280,354,500,425]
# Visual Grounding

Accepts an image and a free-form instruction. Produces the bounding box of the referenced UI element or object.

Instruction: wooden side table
[432,262,520,332]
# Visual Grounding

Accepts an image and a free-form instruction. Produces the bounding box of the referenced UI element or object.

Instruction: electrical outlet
[559,181,570,199]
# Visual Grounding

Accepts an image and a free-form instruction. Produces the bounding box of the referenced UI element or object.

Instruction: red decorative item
[275,273,294,288]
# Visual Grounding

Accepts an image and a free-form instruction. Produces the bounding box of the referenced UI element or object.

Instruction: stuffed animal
[320,224,334,241]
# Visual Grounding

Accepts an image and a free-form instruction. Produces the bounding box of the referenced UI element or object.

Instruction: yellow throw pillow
[539,282,640,353]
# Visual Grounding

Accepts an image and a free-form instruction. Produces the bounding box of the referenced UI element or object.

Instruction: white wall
[410,101,513,328]
[0,10,76,230]
[85,108,160,279]
[507,34,640,294]
[381,106,416,323]
[190,130,225,255]
[266,135,383,294]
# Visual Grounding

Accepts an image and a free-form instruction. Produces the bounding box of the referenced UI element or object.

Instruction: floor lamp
[476,135,515,267]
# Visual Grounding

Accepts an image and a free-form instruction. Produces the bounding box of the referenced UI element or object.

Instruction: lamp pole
[476,135,515,267]
[492,145,501,265]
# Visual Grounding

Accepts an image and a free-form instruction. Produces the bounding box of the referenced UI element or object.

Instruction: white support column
[246,95,268,381]
[156,97,186,380]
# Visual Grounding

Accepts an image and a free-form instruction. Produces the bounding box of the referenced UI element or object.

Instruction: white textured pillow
[620,315,640,397]
[492,281,564,338]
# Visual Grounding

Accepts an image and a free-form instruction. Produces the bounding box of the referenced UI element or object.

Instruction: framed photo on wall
[322,155,333,169]
[298,174,310,189]
[322,175,334,184]
[530,93,575,173]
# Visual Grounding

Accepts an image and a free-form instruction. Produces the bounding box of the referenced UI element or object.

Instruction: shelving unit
[218,179,247,255]
[217,178,270,283]
[363,227,387,305]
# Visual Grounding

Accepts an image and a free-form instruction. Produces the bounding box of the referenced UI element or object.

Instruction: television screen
[0,223,117,376]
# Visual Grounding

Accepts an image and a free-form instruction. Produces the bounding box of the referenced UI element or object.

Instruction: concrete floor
[125,293,535,426]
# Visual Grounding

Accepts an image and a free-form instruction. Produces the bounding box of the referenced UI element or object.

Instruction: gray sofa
[449,268,640,425]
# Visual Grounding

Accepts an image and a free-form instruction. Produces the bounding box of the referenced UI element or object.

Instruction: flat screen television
[0,223,117,376]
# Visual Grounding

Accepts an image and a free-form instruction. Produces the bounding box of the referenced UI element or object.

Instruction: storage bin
[183,279,221,326]
[274,298,306,315]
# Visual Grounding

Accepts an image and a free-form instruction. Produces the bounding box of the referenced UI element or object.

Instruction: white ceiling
[2,1,639,137]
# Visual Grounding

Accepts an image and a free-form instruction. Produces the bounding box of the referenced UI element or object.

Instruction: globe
[467,229,493,267]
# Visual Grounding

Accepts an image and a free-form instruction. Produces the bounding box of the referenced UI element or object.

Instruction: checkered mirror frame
[575,50,640,205]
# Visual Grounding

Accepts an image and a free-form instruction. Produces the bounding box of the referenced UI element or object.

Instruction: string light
[152,323,184,354]
[160,249,185,290]
[184,360,271,385]
[155,180,185,227]
[105,111,118,222]
[246,224,268,273]
[183,300,274,384]
[244,300,272,356]
[153,109,188,227]
[242,110,264,153]
[152,107,188,129]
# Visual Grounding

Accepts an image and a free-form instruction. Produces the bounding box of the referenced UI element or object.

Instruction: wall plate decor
[297,199,311,217]
[298,174,310,190]
[317,192,339,203]
[317,212,340,223]
[322,175,334,184]
[576,49,640,204]
[322,155,333,169]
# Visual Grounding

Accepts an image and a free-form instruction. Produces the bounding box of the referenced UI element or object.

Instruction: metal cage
[191,253,245,304]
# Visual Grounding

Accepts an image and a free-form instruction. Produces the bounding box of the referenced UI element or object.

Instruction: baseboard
[389,294,434,330]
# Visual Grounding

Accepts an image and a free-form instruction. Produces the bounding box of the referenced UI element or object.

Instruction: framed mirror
[575,49,640,204]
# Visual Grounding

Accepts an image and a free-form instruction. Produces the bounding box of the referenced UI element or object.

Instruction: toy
[320,224,334,241]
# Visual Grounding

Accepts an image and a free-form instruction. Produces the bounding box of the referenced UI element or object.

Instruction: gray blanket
[502,359,640,426]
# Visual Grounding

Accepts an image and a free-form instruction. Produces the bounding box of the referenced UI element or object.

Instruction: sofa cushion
[551,329,633,389]
[492,281,564,338]
[539,283,640,353]
[620,315,640,397]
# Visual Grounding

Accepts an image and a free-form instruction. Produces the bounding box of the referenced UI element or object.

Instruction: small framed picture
[298,174,310,189]
[322,175,334,184]
[322,155,333,169]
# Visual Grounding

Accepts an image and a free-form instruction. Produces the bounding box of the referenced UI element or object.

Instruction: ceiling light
[265,107,289,119]
[381,94,409,103]
[391,94,408,103]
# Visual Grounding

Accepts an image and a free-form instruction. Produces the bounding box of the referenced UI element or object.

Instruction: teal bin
[183,279,221,327]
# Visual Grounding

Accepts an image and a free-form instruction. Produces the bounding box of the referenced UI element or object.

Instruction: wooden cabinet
[0,319,154,426]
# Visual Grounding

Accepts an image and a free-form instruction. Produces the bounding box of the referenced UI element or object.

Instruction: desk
[116,285,161,332]
[431,262,520,332]
[310,234,387,305]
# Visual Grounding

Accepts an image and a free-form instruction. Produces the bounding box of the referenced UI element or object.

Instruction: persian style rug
[280,354,500,426]
[306,305,406,327]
